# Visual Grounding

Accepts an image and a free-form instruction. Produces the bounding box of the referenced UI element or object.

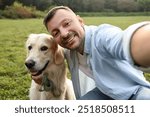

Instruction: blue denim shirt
[65,22,150,99]
[66,22,150,99]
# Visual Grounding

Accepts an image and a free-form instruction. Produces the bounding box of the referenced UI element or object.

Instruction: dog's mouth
[30,60,49,76]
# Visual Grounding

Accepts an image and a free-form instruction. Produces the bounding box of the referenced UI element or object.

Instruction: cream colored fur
[25,33,75,100]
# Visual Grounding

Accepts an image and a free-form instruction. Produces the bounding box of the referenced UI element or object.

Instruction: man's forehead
[47,9,75,32]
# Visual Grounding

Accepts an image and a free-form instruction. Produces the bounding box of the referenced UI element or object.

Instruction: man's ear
[76,15,84,25]
[54,46,64,65]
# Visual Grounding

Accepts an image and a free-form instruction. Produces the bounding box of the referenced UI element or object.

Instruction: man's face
[46,9,85,50]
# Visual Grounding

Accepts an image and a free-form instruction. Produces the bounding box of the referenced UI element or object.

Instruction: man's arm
[131,24,150,67]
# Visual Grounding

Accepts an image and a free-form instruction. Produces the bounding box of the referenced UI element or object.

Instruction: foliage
[0,16,150,99]
[137,0,150,11]
[0,0,15,10]
[1,0,150,12]
[52,0,150,12]
[117,0,138,12]
[77,12,150,17]
[1,2,44,19]
[17,0,53,11]
[0,0,150,19]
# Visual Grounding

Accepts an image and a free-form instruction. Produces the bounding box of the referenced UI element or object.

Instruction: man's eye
[53,32,58,36]
[41,46,48,51]
[52,32,59,37]
[64,22,70,27]
[28,46,32,50]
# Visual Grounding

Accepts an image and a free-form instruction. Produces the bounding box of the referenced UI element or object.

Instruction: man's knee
[131,87,150,100]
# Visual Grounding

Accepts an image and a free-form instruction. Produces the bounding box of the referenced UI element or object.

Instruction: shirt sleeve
[95,24,125,60]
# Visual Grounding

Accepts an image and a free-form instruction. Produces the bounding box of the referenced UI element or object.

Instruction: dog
[25,33,76,100]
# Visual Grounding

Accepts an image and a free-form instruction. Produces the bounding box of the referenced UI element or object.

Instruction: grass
[0,16,150,99]
[0,19,47,99]
[83,16,150,29]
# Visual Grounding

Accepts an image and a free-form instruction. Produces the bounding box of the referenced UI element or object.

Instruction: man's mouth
[30,61,49,76]
[63,33,76,46]
[68,36,74,43]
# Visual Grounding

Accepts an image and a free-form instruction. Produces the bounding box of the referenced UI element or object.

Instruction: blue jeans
[79,88,114,100]
[79,87,150,100]
[130,86,150,100]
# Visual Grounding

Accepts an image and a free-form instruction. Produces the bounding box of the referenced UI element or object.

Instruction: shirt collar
[84,25,96,54]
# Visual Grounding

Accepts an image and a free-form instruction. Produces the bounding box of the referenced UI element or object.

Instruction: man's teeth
[68,35,75,43]
[68,38,73,43]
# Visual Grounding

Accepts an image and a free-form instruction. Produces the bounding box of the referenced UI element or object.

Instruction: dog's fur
[25,33,75,100]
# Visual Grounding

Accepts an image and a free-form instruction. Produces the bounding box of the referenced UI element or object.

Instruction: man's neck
[77,38,85,55]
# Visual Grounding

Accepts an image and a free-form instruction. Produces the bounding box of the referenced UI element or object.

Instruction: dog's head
[25,33,64,76]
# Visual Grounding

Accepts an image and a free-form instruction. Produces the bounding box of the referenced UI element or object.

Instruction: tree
[18,0,53,11]
[137,0,150,11]
[117,0,138,12]
[81,0,105,12]
[34,0,53,11]
[0,0,15,9]
[105,0,117,11]
[90,0,105,12]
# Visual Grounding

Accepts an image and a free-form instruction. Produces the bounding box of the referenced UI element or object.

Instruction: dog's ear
[49,35,64,65]
[54,46,64,65]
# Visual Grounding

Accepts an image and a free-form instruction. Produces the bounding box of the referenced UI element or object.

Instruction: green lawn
[0,16,150,99]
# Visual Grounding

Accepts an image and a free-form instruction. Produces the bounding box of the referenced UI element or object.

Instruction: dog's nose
[25,60,35,69]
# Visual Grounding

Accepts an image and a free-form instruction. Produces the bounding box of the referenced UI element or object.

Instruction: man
[33,6,150,100]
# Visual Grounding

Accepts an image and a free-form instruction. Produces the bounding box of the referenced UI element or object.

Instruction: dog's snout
[25,60,35,69]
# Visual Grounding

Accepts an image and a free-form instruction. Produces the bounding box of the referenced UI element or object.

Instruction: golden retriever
[25,33,75,100]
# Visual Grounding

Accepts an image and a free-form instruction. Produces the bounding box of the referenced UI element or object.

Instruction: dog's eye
[28,46,32,50]
[41,46,48,51]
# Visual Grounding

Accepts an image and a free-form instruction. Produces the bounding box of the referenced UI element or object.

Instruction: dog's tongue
[31,70,43,76]
[30,71,39,76]
[29,61,49,76]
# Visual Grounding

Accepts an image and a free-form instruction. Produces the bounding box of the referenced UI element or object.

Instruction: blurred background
[0,0,150,19]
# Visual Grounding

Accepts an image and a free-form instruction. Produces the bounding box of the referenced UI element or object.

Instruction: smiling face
[25,33,59,76]
[46,9,85,52]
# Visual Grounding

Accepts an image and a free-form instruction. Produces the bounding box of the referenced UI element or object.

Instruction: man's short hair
[43,6,73,30]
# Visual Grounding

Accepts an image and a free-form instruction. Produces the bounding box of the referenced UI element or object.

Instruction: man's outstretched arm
[131,24,150,67]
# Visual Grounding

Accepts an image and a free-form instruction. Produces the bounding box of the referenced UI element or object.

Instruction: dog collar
[39,73,53,92]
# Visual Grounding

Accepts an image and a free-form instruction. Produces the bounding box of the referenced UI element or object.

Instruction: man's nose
[60,28,69,38]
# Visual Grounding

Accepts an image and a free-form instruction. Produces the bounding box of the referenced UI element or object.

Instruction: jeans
[79,88,114,100]
[130,86,150,100]
[79,87,150,100]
